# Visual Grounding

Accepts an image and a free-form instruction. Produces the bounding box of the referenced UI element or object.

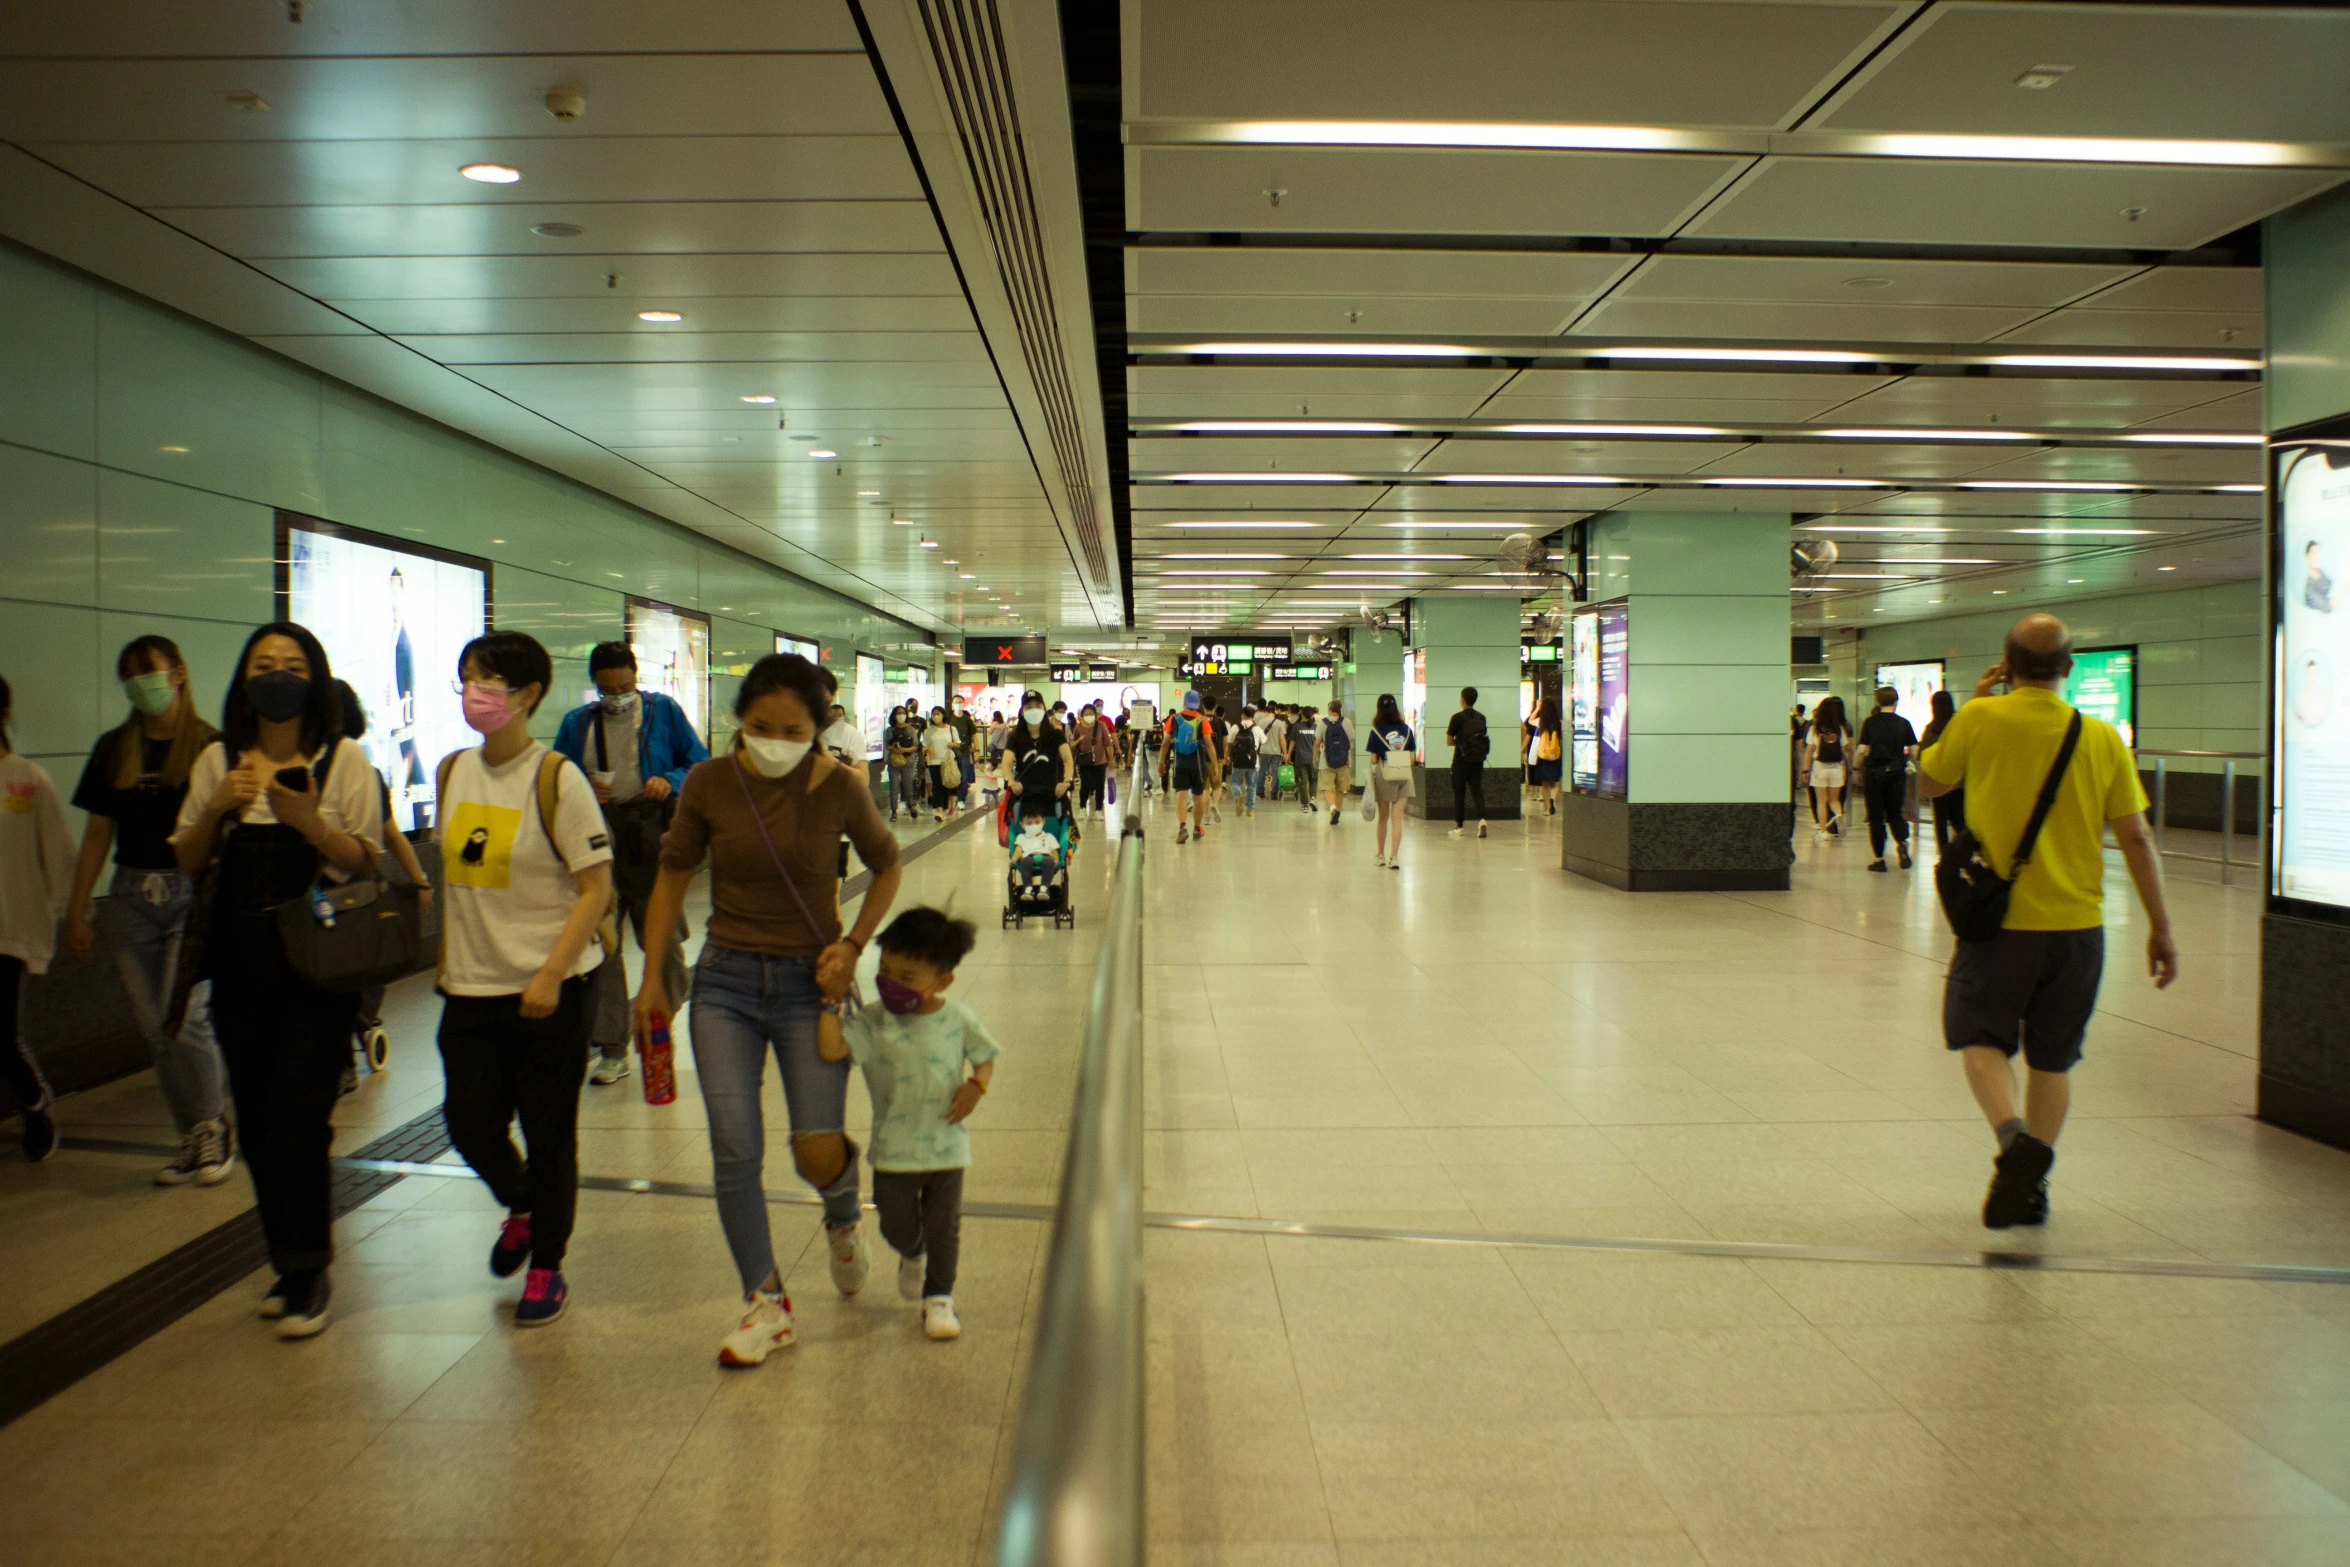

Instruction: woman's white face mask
[1023,706,1045,727]
[741,735,812,777]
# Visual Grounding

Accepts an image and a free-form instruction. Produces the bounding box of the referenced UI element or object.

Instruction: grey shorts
[1942,927,2105,1074]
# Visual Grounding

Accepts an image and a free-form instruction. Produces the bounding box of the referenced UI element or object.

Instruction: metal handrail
[2132,749,2265,885]
[2134,748,2263,761]
[995,751,1148,1567]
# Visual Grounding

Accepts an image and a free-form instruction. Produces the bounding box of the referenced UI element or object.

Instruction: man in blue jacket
[554,641,709,1083]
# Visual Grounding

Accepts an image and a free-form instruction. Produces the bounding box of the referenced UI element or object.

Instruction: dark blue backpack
[1323,718,1350,769]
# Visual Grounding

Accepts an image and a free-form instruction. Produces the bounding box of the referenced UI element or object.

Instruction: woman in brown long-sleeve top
[633,654,903,1367]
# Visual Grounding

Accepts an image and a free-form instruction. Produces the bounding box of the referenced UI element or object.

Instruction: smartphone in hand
[273,765,312,792]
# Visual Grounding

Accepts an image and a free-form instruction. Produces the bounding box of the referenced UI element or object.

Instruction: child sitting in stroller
[1004,795,1073,928]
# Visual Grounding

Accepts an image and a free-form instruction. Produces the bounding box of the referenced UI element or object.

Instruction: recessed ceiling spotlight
[809,449,838,459]
[461,163,523,184]
[637,310,683,323]
[741,394,777,404]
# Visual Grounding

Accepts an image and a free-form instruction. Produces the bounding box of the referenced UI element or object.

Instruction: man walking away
[554,641,708,1085]
[1918,614,2178,1230]
[1290,706,1319,810]
[1320,700,1352,825]
[1165,692,1220,845]
[1856,684,1919,872]
[1445,687,1491,840]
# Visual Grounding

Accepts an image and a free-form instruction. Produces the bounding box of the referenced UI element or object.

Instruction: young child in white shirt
[818,906,998,1340]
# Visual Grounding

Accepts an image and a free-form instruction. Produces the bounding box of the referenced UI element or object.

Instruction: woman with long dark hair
[0,673,76,1162]
[1920,688,1963,858]
[1005,696,1074,823]
[172,623,384,1337]
[65,635,233,1185]
[1526,696,1564,815]
[1807,695,1853,838]
[634,654,904,1367]
[1366,693,1416,869]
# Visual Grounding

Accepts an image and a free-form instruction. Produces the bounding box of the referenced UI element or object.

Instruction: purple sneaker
[490,1213,532,1278]
[515,1268,567,1327]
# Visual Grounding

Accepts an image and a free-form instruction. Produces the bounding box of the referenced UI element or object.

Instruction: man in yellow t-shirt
[1918,614,2179,1231]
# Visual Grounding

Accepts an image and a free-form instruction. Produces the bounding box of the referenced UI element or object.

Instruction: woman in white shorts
[1806,695,1852,838]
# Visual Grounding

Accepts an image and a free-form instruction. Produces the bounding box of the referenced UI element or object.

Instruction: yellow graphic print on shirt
[1,782,34,815]
[441,799,521,890]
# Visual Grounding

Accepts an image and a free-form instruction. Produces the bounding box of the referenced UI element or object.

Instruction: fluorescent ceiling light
[2010,527,2156,536]
[1800,524,1952,533]
[2215,483,2265,493]
[1164,473,1360,483]
[741,395,777,405]
[1494,422,1729,437]
[1173,342,1473,358]
[1348,553,1468,560]
[1601,346,1879,365]
[460,163,522,183]
[1378,521,1547,529]
[919,541,940,549]
[1162,570,1271,576]
[1164,553,1289,560]
[891,517,914,525]
[1703,476,1884,488]
[636,310,684,323]
[809,449,838,459]
[1823,573,1923,580]
[1866,557,1996,565]
[1988,353,2261,372]
[856,489,881,496]
[1818,427,2030,442]
[1960,480,2134,492]
[1849,132,2315,168]
[1321,569,1436,577]
[1172,420,1408,433]
[1449,584,1531,591]
[1177,120,1708,152]
[1434,474,1629,486]
[2120,432,2262,446]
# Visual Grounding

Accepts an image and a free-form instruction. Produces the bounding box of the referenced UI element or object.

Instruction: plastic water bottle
[641,1010,677,1106]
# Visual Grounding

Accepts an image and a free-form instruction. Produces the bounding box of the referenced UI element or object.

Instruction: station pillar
[1559,513,1793,891]
[1399,594,1524,821]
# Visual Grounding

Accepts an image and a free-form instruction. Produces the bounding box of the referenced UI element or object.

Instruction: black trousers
[1931,788,1965,857]
[0,956,51,1112]
[1078,761,1107,810]
[872,1166,963,1297]
[211,917,358,1277]
[436,976,592,1271]
[1452,766,1486,827]
[1863,768,1912,857]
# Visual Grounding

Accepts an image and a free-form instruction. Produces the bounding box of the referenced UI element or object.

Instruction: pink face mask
[462,682,517,735]
[875,975,925,1015]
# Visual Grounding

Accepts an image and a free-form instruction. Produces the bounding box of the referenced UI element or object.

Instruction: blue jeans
[688,944,861,1293]
[1230,763,1260,806]
[98,867,225,1134]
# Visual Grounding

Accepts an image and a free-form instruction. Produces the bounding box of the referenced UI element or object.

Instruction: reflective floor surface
[6,792,2350,1566]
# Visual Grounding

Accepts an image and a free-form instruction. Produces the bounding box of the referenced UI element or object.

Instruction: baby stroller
[1002,750,1076,929]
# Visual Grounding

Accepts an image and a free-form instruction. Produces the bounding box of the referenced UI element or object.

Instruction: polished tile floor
[7,787,2350,1565]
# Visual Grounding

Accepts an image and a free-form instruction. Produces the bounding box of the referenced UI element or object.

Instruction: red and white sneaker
[718,1289,795,1367]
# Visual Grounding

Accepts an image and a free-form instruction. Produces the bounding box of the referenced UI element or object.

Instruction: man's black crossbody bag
[1934,712,2082,944]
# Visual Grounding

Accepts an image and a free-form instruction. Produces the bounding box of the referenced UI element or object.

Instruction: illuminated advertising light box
[2274,426,2350,913]
[277,512,489,834]
[1054,682,1138,717]
[855,652,887,761]
[1873,660,1946,738]
[775,633,819,662]
[1403,647,1427,763]
[628,597,711,741]
[2062,646,2137,749]
[883,662,929,722]
[1570,599,1629,798]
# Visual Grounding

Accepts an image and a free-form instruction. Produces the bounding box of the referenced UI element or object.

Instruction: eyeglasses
[451,678,511,695]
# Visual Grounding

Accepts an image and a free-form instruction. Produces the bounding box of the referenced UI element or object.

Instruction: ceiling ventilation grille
[913,0,1110,589]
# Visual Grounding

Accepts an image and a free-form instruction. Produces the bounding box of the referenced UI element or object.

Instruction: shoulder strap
[535,749,569,865]
[2011,713,2085,873]
[592,708,608,771]
[435,751,457,823]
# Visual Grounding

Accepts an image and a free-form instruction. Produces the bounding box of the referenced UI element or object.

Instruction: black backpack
[1231,725,1259,768]
[1454,711,1491,768]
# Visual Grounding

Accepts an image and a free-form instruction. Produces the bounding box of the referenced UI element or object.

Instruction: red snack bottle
[640,1010,678,1105]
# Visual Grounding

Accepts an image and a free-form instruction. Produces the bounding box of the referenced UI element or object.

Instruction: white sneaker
[718,1290,796,1367]
[1477,822,1488,839]
[589,1054,630,1086]
[828,1221,870,1296]
[1447,828,1464,838]
[924,1296,961,1340]
[898,1252,926,1301]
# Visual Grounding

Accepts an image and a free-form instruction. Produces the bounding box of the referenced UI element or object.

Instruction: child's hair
[877,905,978,973]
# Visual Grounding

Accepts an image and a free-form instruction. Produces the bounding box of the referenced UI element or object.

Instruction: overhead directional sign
[1182,633,1293,677]
[964,635,1048,666]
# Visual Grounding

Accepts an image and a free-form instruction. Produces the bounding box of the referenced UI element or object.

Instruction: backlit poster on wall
[2274,429,2350,912]
[854,653,887,761]
[2063,646,2137,748]
[1570,607,1600,793]
[1873,660,1945,738]
[1596,600,1629,798]
[775,633,819,662]
[884,663,930,721]
[1403,647,1427,762]
[277,511,489,834]
[629,597,710,741]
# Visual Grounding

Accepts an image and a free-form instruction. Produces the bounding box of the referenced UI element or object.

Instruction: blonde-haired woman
[65,635,235,1186]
